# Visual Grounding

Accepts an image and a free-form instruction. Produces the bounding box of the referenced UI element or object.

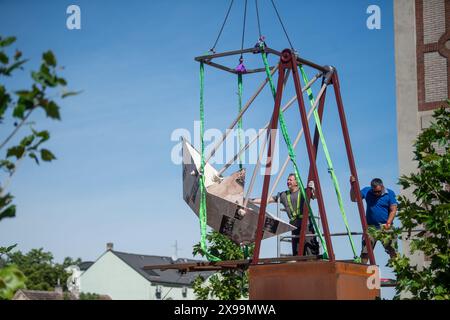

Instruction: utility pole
[171,240,181,261]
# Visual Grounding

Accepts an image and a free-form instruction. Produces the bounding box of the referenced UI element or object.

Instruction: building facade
[79,244,212,300]
[394,0,449,268]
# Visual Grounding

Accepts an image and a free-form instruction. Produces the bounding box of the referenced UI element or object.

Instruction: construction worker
[251,174,319,256]
[350,176,398,264]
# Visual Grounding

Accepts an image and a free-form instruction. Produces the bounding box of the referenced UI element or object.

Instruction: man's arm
[385,191,398,229]
[385,205,397,229]
[250,196,276,204]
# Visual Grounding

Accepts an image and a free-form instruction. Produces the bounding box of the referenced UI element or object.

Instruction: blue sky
[1,1,398,297]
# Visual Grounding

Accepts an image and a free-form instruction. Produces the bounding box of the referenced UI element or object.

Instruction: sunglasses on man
[372,189,383,195]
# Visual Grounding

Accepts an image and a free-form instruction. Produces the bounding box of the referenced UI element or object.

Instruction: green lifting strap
[242,244,250,259]
[199,62,221,262]
[237,73,244,170]
[259,44,329,259]
[237,72,250,257]
[298,66,360,262]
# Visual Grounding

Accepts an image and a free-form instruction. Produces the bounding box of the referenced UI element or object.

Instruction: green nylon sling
[237,72,251,258]
[260,43,329,259]
[199,62,221,262]
[298,66,359,262]
[237,73,244,170]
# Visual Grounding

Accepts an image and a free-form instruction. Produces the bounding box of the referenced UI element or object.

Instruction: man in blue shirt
[350,176,398,264]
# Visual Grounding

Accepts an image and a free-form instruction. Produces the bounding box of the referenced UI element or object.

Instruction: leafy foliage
[0,35,78,299]
[0,225,20,300]
[0,265,26,299]
[0,244,26,299]
[192,231,253,300]
[79,292,101,300]
[372,103,450,300]
[5,248,81,292]
[0,244,17,267]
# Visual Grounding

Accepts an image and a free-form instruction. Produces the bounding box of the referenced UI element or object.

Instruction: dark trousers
[361,226,398,260]
[291,218,320,256]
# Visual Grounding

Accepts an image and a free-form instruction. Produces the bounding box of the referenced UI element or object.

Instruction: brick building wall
[394,0,449,269]
[415,0,449,115]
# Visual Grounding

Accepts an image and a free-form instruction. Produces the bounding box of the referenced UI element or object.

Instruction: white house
[79,243,212,300]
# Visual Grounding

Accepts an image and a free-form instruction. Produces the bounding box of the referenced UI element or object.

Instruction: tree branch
[0,108,34,150]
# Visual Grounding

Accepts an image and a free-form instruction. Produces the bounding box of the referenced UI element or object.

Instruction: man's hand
[349,176,357,202]
[382,222,391,230]
[307,180,316,200]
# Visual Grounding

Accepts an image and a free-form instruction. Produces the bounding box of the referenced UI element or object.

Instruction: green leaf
[7,244,17,252]
[0,160,15,172]
[39,64,56,86]
[0,52,8,64]
[40,149,56,162]
[4,59,28,76]
[31,70,40,83]
[57,78,67,86]
[0,205,16,221]
[0,244,17,255]
[0,265,26,300]
[32,64,57,87]
[0,192,13,208]
[6,146,25,159]
[20,135,34,147]
[15,90,31,98]
[29,152,39,165]
[12,103,26,119]
[17,96,35,111]
[0,36,16,48]
[42,101,60,120]
[36,130,50,140]
[0,86,10,120]
[42,51,56,67]
[29,130,50,150]
[61,90,81,99]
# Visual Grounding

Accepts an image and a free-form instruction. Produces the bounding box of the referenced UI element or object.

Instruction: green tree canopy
[372,102,449,300]
[7,248,81,292]
[192,231,253,300]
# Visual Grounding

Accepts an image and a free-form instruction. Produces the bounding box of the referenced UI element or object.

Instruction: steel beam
[298,84,328,256]
[288,49,335,261]
[195,46,329,74]
[331,71,376,265]
[251,56,287,265]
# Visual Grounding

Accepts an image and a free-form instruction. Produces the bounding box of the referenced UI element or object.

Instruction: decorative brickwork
[424,52,448,102]
[416,0,450,111]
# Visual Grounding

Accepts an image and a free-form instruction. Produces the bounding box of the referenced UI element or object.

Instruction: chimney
[55,278,63,294]
[106,242,114,251]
